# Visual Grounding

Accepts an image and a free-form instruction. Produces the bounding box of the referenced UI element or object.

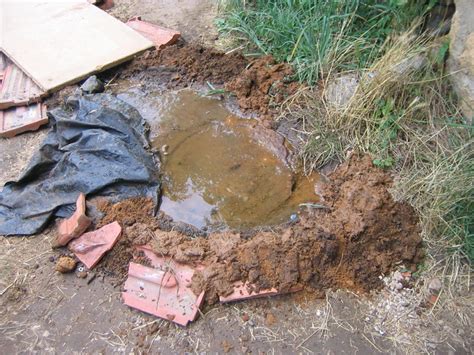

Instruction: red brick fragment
[55,193,91,247]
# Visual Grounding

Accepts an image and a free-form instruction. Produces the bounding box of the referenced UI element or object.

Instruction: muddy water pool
[118,89,318,229]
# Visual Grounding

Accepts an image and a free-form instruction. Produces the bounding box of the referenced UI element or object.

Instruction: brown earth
[225,55,299,119]
[94,198,205,283]
[98,155,423,304]
[120,43,247,87]
[94,198,158,283]
[96,197,158,228]
[118,43,299,120]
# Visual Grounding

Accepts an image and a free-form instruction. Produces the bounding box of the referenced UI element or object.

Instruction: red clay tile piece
[55,193,92,247]
[0,103,48,138]
[122,246,205,326]
[0,52,45,110]
[219,281,303,303]
[126,17,180,49]
[69,221,122,269]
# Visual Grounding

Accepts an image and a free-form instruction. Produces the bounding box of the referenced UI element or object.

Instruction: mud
[118,44,299,119]
[153,90,317,229]
[99,155,423,304]
[225,55,299,119]
[94,198,205,282]
[94,198,157,282]
[120,43,247,87]
[96,197,157,228]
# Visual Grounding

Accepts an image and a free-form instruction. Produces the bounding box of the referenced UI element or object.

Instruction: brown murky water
[119,89,318,229]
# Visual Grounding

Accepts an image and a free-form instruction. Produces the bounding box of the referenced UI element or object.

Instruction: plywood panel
[0,1,153,92]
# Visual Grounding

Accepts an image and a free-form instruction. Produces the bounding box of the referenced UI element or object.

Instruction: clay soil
[119,43,299,120]
[98,155,423,304]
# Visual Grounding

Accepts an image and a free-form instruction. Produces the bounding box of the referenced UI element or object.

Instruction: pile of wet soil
[95,198,205,282]
[94,198,158,282]
[120,44,299,120]
[99,155,423,302]
[121,43,247,86]
[225,55,299,118]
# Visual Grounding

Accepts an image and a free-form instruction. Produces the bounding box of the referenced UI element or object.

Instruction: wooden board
[0,1,153,93]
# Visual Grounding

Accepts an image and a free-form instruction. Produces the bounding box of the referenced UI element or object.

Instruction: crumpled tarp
[0,94,160,236]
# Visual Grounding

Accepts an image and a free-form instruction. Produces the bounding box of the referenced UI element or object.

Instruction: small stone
[401,271,411,279]
[222,340,233,353]
[49,256,55,262]
[55,256,77,273]
[80,75,104,94]
[428,278,442,294]
[76,271,88,279]
[324,72,360,110]
[428,294,438,305]
[265,312,277,326]
[392,54,427,76]
[241,313,249,322]
[393,271,403,282]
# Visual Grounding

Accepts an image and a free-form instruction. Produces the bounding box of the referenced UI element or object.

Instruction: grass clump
[217,0,431,84]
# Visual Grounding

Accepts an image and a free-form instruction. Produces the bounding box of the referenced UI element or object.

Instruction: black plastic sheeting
[0,94,160,236]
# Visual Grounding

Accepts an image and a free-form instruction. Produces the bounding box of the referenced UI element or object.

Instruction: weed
[217,0,432,84]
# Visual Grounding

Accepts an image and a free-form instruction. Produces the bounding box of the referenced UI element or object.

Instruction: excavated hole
[118,88,318,230]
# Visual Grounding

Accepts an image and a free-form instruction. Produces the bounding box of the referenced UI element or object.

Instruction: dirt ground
[0,1,472,354]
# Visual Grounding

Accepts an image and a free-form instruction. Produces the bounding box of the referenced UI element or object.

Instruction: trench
[118,88,319,229]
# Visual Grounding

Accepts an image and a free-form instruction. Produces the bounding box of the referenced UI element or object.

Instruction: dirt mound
[98,155,423,303]
[119,44,299,120]
[225,55,299,117]
[95,198,157,282]
[122,43,247,86]
[97,197,157,228]
[95,199,205,282]
[314,154,423,290]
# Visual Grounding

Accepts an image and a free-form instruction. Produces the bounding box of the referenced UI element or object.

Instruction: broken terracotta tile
[219,281,302,303]
[0,52,45,110]
[0,103,48,138]
[69,221,122,269]
[122,246,204,326]
[55,193,92,247]
[126,17,181,49]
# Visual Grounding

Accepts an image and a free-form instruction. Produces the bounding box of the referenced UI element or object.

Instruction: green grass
[217,0,433,84]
